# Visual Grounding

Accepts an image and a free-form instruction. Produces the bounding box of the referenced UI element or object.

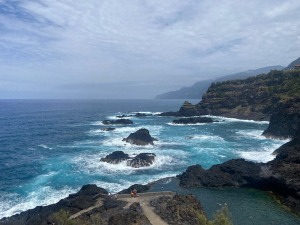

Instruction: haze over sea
[1,99,299,224]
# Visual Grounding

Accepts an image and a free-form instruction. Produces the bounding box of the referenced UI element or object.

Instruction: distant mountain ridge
[155,65,284,99]
[284,57,300,70]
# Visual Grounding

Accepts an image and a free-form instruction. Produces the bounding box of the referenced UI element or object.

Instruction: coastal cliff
[196,69,300,120]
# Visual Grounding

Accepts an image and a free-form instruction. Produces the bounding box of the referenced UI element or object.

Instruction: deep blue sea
[0,99,299,224]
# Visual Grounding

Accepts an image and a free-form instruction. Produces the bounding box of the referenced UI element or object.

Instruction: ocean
[0,99,299,224]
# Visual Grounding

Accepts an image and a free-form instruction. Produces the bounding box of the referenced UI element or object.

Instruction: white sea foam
[189,135,225,142]
[236,130,267,140]
[237,140,289,163]
[0,186,76,219]
[38,144,53,150]
[166,122,207,126]
[205,115,269,124]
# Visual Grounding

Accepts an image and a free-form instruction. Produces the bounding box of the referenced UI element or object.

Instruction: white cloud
[0,0,300,98]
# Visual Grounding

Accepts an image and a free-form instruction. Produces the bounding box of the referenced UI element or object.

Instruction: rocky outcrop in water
[100,151,130,164]
[102,119,133,125]
[173,117,214,124]
[127,153,156,168]
[160,101,198,117]
[122,128,157,145]
[101,151,156,168]
[178,137,300,214]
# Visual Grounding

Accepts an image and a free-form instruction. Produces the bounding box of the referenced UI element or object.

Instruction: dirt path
[118,192,175,225]
[69,192,175,224]
[69,198,104,220]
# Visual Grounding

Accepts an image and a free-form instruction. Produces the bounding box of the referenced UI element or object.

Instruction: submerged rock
[122,128,158,145]
[127,153,156,168]
[172,117,214,124]
[100,151,130,164]
[102,119,133,125]
[101,127,116,131]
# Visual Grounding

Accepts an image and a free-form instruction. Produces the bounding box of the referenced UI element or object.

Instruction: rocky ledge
[0,185,226,225]
[173,117,214,124]
[178,136,300,214]
[101,151,156,168]
[122,128,158,145]
[102,119,133,125]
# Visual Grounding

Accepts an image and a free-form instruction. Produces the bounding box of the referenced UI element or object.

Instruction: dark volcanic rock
[122,128,158,145]
[100,151,130,164]
[178,159,262,188]
[159,101,199,117]
[108,202,151,225]
[118,184,150,194]
[173,117,214,124]
[263,98,300,139]
[150,194,205,225]
[102,119,133,125]
[127,153,156,168]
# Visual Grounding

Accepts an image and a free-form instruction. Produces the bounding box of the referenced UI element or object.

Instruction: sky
[0,0,300,99]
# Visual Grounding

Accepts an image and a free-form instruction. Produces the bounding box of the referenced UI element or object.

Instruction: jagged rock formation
[178,137,300,214]
[127,153,156,168]
[150,194,205,225]
[263,97,300,139]
[122,128,158,145]
[100,151,130,164]
[173,117,214,124]
[102,119,133,125]
[160,101,198,117]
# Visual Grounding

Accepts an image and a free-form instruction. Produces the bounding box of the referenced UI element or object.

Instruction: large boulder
[100,151,130,164]
[102,119,133,125]
[127,153,156,168]
[122,128,157,145]
[173,117,214,124]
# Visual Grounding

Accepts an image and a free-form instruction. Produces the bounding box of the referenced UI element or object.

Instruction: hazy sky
[1,0,300,99]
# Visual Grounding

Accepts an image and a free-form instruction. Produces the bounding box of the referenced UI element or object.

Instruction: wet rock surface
[127,153,156,168]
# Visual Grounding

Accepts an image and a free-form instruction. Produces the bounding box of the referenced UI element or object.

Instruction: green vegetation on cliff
[196,69,300,120]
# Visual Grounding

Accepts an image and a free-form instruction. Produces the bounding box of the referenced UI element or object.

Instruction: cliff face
[196,70,300,120]
[263,98,300,138]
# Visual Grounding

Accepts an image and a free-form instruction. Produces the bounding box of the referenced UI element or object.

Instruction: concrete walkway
[69,191,175,225]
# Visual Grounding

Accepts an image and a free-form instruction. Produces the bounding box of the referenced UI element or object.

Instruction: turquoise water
[150,178,300,225]
[0,99,296,224]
